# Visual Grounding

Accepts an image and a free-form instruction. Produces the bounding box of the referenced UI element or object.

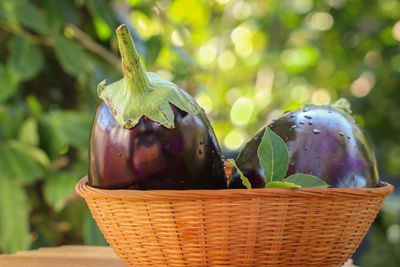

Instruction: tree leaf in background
[93,18,112,41]
[42,0,63,35]
[86,0,117,32]
[37,115,69,159]
[146,35,162,66]
[53,35,87,78]
[0,102,24,140]
[44,172,80,212]
[265,181,301,189]
[0,64,18,103]
[285,174,329,188]
[0,140,49,184]
[53,0,80,25]
[171,46,198,67]
[0,176,30,253]
[8,140,50,168]
[83,210,108,246]
[13,0,47,35]
[26,95,43,117]
[7,36,44,82]
[48,111,92,149]
[257,127,289,183]
[18,117,39,146]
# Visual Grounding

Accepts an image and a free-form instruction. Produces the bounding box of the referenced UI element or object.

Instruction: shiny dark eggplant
[229,104,379,188]
[89,102,226,189]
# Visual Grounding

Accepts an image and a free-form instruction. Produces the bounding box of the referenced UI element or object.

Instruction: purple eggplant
[88,25,226,189]
[229,100,379,188]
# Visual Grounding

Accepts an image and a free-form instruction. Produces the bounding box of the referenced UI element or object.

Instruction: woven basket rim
[76,176,394,201]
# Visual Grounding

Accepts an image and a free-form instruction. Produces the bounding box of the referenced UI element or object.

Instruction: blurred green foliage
[0,0,399,265]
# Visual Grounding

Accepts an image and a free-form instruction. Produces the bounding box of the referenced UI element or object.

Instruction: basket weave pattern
[76,177,393,267]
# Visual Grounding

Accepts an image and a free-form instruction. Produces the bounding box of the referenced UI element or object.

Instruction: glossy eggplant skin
[229,105,379,188]
[89,102,227,190]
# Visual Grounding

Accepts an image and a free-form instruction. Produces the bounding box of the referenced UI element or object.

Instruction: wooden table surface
[0,245,358,267]
[0,245,128,267]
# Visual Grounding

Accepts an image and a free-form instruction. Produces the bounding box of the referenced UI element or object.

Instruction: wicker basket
[76,176,393,267]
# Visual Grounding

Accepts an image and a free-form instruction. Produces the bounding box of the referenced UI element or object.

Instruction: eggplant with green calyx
[89,25,226,190]
[229,99,379,189]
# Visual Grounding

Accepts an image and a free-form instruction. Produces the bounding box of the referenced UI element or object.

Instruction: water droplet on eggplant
[312,129,321,134]
[199,139,204,145]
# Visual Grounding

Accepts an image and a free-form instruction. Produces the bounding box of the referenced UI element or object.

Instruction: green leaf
[48,111,92,149]
[7,36,44,82]
[265,181,301,188]
[86,0,117,31]
[146,35,162,66]
[257,127,289,183]
[42,0,63,35]
[0,140,49,184]
[43,172,80,212]
[8,140,50,168]
[0,102,24,140]
[83,209,108,246]
[227,159,251,189]
[13,1,46,34]
[37,116,67,159]
[0,64,18,102]
[99,25,201,129]
[53,35,87,78]
[0,176,30,253]
[285,174,329,188]
[18,117,39,146]
[26,95,43,116]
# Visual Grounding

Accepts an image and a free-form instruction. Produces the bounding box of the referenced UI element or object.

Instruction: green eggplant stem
[116,24,150,94]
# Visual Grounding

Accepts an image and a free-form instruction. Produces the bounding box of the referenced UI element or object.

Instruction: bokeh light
[218,50,236,71]
[231,25,253,57]
[171,31,184,46]
[311,89,331,104]
[265,109,283,124]
[392,21,400,41]
[196,39,218,65]
[387,224,400,244]
[326,0,347,9]
[155,69,174,81]
[364,50,382,67]
[232,1,252,20]
[224,129,245,151]
[350,71,376,98]
[291,0,313,14]
[254,67,274,109]
[230,97,254,126]
[306,12,334,31]
[195,93,213,113]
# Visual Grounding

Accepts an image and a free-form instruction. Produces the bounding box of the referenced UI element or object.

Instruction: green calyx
[332,98,352,114]
[97,24,201,129]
